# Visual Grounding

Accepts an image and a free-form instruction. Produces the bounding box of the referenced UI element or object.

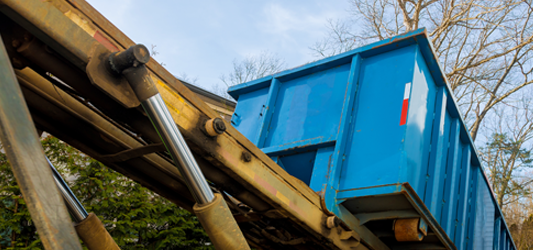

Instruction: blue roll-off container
[228,29,515,249]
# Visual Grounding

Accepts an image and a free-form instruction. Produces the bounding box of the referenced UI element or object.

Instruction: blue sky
[86,0,351,91]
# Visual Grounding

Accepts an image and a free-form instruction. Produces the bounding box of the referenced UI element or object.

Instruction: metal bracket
[86,44,140,108]
[418,217,428,236]
[339,230,361,248]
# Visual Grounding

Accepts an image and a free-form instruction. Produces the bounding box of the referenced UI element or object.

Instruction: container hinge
[231,113,242,126]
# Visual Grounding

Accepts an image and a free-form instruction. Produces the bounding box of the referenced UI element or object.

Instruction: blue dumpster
[229,29,515,249]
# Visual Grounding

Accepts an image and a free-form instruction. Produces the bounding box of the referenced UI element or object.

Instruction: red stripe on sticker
[400,82,411,126]
[94,30,119,52]
[400,99,409,126]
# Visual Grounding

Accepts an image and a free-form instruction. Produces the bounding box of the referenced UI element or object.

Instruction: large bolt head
[213,118,226,134]
[204,117,226,137]
[242,151,252,162]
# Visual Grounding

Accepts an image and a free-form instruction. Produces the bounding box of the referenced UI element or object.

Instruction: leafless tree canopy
[220,51,286,87]
[311,0,533,141]
[312,1,533,243]
[214,51,285,99]
[176,72,199,86]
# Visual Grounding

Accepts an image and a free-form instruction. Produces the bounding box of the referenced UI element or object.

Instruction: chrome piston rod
[107,44,215,205]
[46,158,121,250]
[142,94,214,204]
[105,44,249,249]
[46,157,88,222]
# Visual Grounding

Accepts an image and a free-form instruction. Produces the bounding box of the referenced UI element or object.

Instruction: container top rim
[227,28,428,98]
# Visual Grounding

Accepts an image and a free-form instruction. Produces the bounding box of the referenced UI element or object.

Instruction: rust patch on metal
[371,32,424,50]
[394,218,423,242]
[320,193,335,216]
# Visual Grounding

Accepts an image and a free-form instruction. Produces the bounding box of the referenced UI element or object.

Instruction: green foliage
[0,136,213,249]
[481,133,533,207]
[0,151,41,249]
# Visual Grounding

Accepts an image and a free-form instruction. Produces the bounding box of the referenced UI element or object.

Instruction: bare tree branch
[312,0,533,142]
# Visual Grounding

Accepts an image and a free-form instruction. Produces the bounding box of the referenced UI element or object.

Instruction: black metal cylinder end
[107,44,150,74]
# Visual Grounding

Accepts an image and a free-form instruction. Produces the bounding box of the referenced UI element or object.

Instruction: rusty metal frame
[0,34,82,250]
[15,67,197,211]
[0,0,391,249]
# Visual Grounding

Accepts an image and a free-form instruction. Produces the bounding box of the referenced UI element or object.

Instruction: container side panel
[434,110,451,223]
[494,216,501,250]
[472,173,495,250]
[278,151,318,185]
[441,119,461,236]
[263,64,351,148]
[325,56,361,214]
[309,146,335,192]
[338,45,417,190]
[465,165,479,250]
[505,229,511,250]
[403,46,438,195]
[500,224,507,250]
[258,79,282,147]
[231,87,270,144]
[454,145,472,246]
[271,156,280,165]
[423,87,447,215]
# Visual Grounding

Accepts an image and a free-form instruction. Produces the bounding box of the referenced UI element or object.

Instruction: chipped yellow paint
[154,77,186,103]
[60,3,206,137]
[163,100,181,115]
[276,191,290,206]
[246,169,255,180]
[62,8,200,134]
[206,103,233,116]
[240,162,256,180]
[153,77,200,132]
[64,10,97,36]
